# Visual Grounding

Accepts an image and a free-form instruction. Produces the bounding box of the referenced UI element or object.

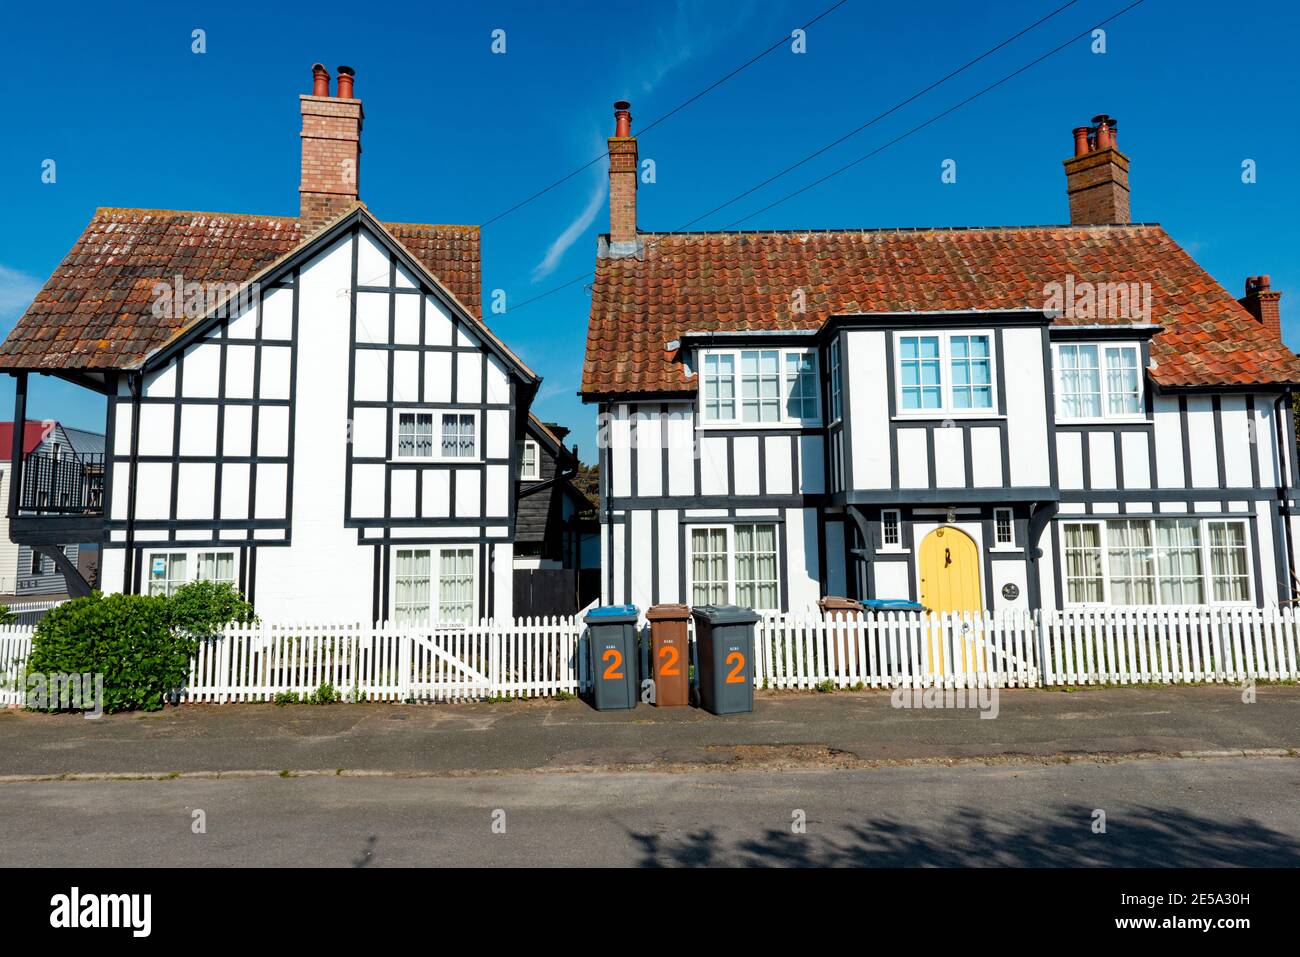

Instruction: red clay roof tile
[581,225,1300,394]
[0,208,482,371]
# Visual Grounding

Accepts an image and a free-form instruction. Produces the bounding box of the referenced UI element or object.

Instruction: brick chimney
[607,100,639,255]
[1240,275,1283,340]
[1063,114,1130,225]
[299,64,364,234]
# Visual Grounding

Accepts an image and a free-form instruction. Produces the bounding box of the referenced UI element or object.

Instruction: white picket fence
[1,607,1298,707]
[2,599,64,627]
[0,625,32,706]
[185,618,589,703]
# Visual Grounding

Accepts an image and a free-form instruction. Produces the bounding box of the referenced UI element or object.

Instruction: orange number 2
[658,645,680,677]
[725,651,746,684]
[602,648,624,680]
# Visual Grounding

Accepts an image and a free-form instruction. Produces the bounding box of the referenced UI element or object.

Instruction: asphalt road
[3,685,1297,777]
[2,756,1296,867]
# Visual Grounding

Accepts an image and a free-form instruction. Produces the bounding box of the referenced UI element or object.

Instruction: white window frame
[439,411,478,460]
[880,509,904,552]
[395,411,437,460]
[390,545,480,626]
[828,338,843,424]
[1059,517,1254,608]
[520,438,540,481]
[697,347,821,427]
[1051,341,1146,423]
[145,548,238,598]
[391,409,480,462]
[893,330,997,417]
[686,522,781,611]
[993,508,1015,549]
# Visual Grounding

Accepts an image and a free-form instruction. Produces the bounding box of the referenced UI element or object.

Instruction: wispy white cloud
[641,0,760,94]
[532,169,608,282]
[0,265,41,319]
[530,2,761,283]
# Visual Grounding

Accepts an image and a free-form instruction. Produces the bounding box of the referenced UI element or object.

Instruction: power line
[679,0,1081,229]
[729,0,1146,224]
[506,0,1146,315]
[479,0,851,228]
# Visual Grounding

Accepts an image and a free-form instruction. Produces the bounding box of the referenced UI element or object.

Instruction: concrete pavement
[0,685,1296,778]
[2,756,1296,867]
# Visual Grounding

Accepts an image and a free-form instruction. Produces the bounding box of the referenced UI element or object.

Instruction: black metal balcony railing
[18,451,105,516]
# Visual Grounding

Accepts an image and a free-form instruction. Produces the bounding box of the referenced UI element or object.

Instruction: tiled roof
[582,225,1300,395]
[0,208,482,371]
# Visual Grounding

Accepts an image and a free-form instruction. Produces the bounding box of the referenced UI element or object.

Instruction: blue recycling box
[861,599,927,612]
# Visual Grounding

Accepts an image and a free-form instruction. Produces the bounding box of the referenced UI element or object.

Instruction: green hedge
[28,592,192,713]
[27,582,255,714]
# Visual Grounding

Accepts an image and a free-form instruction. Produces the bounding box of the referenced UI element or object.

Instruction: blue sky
[1,0,1297,458]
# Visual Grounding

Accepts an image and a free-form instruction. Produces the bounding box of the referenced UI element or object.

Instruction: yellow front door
[918,527,983,673]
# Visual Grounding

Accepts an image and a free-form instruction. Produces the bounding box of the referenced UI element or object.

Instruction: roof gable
[139,206,536,386]
[581,224,1300,394]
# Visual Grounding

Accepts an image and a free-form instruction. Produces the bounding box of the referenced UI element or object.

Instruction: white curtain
[1209,522,1249,602]
[395,549,432,624]
[1064,524,1103,603]
[735,524,778,610]
[1155,519,1203,604]
[438,548,475,624]
[691,528,728,605]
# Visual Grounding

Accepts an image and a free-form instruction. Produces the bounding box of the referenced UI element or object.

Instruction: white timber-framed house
[0,65,543,624]
[581,105,1300,617]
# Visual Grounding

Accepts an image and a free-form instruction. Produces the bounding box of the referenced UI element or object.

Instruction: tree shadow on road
[630,806,1300,867]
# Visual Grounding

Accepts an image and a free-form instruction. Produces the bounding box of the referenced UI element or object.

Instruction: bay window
[699,348,819,424]
[1055,343,1143,420]
[689,523,780,609]
[741,351,782,422]
[828,338,842,422]
[1061,518,1250,606]
[703,354,736,421]
[896,331,994,414]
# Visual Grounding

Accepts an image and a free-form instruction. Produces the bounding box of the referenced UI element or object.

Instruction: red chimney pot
[336,65,355,99]
[613,100,632,138]
[1072,126,1091,156]
[311,63,330,97]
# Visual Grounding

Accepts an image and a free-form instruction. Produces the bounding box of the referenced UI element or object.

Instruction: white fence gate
[1,607,1297,707]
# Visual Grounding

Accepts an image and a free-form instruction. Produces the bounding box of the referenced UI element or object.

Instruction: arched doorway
[918,527,983,674]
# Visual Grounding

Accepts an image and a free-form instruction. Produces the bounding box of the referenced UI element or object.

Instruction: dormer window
[895,331,994,414]
[1054,343,1143,420]
[700,348,820,425]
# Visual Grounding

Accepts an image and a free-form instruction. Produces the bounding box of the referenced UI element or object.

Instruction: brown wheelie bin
[647,604,691,707]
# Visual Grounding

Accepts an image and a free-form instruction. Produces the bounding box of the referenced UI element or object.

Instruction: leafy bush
[28,592,193,713]
[311,683,340,705]
[273,691,301,706]
[0,604,12,625]
[167,580,255,640]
